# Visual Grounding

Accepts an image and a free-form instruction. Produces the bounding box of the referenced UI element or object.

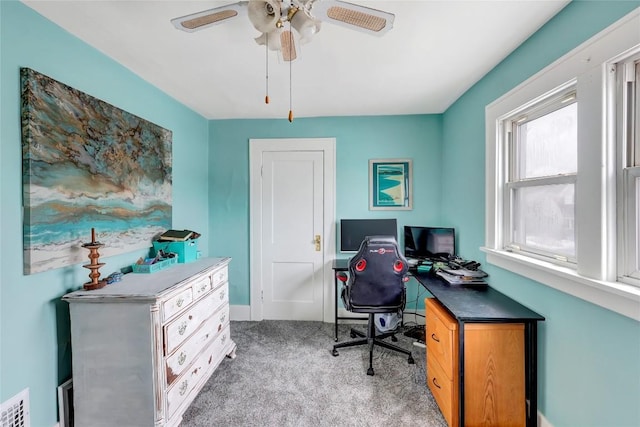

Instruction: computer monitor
[404,226,455,259]
[339,219,397,252]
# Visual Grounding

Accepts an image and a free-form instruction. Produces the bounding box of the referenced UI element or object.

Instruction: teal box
[152,239,199,263]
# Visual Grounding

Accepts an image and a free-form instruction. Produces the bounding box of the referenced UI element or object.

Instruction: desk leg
[334,275,339,342]
[526,321,538,427]
[458,320,465,426]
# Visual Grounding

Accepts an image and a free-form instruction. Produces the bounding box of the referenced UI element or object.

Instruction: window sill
[481,247,640,321]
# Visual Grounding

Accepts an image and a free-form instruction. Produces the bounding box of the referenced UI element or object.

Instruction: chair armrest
[336,272,348,283]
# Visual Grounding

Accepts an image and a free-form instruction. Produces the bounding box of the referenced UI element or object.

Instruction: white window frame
[484,8,640,321]
[617,55,640,284]
[503,85,578,264]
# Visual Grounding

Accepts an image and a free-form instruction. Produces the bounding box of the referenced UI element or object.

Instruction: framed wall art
[21,68,173,275]
[369,159,412,210]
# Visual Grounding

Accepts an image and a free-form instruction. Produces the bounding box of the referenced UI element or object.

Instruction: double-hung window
[484,10,640,320]
[617,54,640,285]
[504,87,577,263]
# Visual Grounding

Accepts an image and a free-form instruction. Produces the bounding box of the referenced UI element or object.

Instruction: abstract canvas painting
[21,68,172,275]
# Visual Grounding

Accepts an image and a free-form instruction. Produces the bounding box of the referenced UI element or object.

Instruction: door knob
[314,235,321,251]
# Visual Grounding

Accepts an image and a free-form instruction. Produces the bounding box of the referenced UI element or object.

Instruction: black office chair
[331,235,415,375]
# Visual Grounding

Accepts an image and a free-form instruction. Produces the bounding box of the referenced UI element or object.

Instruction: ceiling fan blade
[171,2,248,33]
[280,30,298,62]
[309,0,394,35]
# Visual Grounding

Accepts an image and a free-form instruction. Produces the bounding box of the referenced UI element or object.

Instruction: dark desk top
[332,258,350,271]
[413,271,544,322]
[332,258,543,323]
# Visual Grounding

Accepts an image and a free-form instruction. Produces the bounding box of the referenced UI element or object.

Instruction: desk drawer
[426,298,458,380]
[427,355,458,427]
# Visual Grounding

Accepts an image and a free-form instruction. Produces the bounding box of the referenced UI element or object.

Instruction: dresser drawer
[166,324,232,419]
[427,355,457,427]
[210,281,229,314]
[211,265,228,289]
[165,304,230,386]
[191,274,212,300]
[426,298,458,380]
[162,287,193,322]
[164,292,216,354]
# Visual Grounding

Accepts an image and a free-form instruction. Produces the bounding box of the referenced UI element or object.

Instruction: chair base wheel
[391,335,398,342]
[331,349,339,357]
[367,367,374,376]
[350,331,357,338]
[408,355,415,364]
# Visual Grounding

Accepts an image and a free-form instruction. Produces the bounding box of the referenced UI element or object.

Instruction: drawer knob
[431,333,440,343]
[219,290,225,300]
[178,352,187,365]
[221,334,227,344]
[178,321,188,335]
[179,380,188,396]
[220,313,226,323]
[432,377,441,389]
[176,298,184,307]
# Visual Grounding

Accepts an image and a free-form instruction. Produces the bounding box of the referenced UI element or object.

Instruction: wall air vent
[0,388,30,427]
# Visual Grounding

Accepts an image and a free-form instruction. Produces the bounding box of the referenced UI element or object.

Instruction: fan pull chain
[288,24,293,122]
[265,33,270,104]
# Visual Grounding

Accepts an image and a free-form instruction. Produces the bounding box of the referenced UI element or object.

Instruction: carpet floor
[181,320,447,427]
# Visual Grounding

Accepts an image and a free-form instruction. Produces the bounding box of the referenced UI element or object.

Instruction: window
[504,88,577,263]
[484,9,640,320]
[617,55,640,285]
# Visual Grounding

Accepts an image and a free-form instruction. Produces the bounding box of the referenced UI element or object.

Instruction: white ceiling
[22,0,570,120]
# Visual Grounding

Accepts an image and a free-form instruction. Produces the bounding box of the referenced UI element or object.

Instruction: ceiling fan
[170,0,395,62]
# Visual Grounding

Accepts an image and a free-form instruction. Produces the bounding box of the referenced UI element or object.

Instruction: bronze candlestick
[82,228,106,290]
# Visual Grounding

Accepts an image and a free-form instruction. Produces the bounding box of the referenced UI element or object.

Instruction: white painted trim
[230,304,251,321]
[249,138,336,322]
[538,411,553,427]
[485,8,640,321]
[483,248,640,321]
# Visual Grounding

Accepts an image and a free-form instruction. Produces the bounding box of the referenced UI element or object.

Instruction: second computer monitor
[404,226,455,259]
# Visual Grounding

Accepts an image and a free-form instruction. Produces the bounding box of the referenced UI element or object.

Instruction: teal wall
[209,115,443,309]
[440,1,640,426]
[0,2,210,426]
[2,0,640,426]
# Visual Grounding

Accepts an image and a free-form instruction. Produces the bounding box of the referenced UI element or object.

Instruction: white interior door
[250,138,335,322]
[262,151,323,320]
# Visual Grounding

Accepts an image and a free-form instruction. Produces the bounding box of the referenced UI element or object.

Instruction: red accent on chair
[355,259,367,272]
[393,260,404,272]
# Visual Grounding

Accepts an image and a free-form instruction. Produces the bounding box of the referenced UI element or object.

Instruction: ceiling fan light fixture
[290,8,321,44]
[248,0,282,33]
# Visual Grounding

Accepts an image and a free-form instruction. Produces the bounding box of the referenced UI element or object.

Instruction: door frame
[249,138,336,322]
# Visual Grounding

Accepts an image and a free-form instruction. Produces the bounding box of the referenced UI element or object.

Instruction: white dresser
[63,257,236,427]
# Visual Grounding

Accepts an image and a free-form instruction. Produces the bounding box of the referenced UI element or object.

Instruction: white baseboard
[230,304,251,321]
[538,411,553,427]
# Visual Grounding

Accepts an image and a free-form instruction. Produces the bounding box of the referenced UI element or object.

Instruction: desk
[332,259,544,427]
[332,258,361,341]
[414,271,544,427]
